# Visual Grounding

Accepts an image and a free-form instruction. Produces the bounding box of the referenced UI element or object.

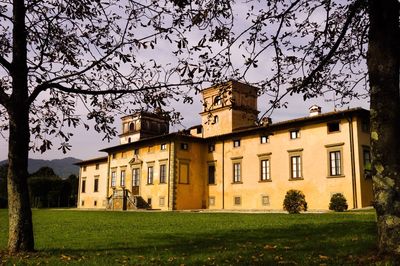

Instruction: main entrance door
[132,168,140,195]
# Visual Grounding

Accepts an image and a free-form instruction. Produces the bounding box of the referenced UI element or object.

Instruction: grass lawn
[0,209,383,265]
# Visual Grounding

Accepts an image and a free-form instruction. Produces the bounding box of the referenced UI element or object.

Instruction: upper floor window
[233,139,241,148]
[208,165,216,184]
[208,144,215,152]
[112,153,116,159]
[181,143,189,150]
[329,151,342,176]
[327,122,340,133]
[81,179,86,193]
[361,119,370,133]
[111,171,116,187]
[134,149,139,155]
[147,166,154,184]
[160,164,167,183]
[233,162,241,183]
[290,156,302,179]
[260,159,271,181]
[260,135,269,144]
[95,164,99,170]
[363,147,372,179]
[160,143,167,150]
[290,130,300,139]
[94,177,99,192]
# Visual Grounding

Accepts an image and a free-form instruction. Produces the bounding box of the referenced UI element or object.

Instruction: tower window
[213,115,219,124]
[213,95,222,106]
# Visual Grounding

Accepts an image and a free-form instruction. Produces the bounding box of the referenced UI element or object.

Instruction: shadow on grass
[36,220,377,265]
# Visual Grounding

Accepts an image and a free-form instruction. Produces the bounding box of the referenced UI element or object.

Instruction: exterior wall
[201,107,233,137]
[205,118,360,210]
[108,142,171,210]
[78,160,108,209]
[354,117,374,207]
[174,141,207,210]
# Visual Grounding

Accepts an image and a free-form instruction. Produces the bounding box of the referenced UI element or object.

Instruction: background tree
[0,0,231,253]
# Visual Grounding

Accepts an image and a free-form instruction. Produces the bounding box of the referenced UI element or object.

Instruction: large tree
[0,0,230,253]
[1,0,399,259]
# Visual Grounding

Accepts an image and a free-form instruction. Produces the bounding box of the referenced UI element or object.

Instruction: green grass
[0,209,382,265]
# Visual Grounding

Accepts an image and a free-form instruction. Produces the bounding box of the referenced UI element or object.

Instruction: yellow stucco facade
[77,81,373,211]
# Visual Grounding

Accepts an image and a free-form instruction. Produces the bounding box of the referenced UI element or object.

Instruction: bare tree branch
[28,81,201,105]
[0,55,12,72]
[258,0,363,120]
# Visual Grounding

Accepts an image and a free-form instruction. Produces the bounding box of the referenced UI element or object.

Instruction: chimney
[309,105,322,117]
[261,117,272,126]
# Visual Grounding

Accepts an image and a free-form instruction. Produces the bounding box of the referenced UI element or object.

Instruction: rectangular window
[290,130,300,139]
[83,166,86,172]
[94,200,97,206]
[262,195,270,206]
[112,153,116,159]
[233,163,241,183]
[209,196,215,206]
[181,143,189,150]
[160,143,167,150]
[111,171,116,187]
[132,168,140,186]
[260,159,271,181]
[233,139,241,147]
[260,135,269,144]
[361,119,370,132]
[94,178,99,192]
[363,148,372,178]
[208,165,216,184]
[159,197,165,207]
[329,151,341,176]
[147,198,152,206]
[291,156,302,179]
[147,166,154,184]
[81,179,86,193]
[95,164,99,170]
[208,144,215,152]
[120,170,126,187]
[234,196,241,205]
[134,149,139,155]
[327,122,340,133]
[179,162,189,184]
[160,164,167,183]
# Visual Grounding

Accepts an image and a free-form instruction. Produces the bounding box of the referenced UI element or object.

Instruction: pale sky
[0,1,369,161]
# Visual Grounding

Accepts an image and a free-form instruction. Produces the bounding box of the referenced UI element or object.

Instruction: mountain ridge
[0,157,81,178]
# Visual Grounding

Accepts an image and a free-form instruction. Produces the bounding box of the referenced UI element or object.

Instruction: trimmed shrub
[283,189,308,214]
[329,193,348,212]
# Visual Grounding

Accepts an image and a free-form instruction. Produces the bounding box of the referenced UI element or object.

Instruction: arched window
[129,123,135,132]
[213,95,221,106]
[213,115,219,124]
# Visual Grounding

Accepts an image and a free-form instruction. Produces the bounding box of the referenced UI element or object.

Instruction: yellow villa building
[76,80,373,211]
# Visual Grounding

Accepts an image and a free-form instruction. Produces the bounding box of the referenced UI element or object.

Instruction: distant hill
[0,157,81,178]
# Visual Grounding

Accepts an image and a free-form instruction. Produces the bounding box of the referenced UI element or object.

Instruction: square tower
[200,80,259,137]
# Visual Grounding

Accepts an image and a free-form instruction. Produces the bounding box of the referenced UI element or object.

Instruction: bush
[329,193,348,212]
[283,189,308,214]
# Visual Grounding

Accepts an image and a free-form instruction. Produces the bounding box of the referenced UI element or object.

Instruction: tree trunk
[7,0,35,253]
[7,108,34,253]
[367,0,400,257]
